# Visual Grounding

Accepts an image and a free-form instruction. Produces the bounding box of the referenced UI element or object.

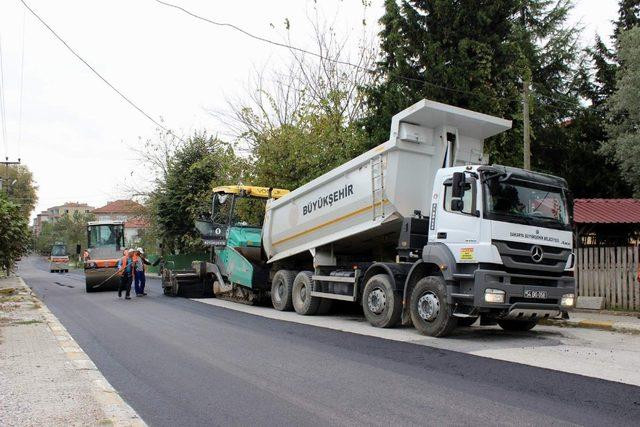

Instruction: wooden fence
[576,246,640,311]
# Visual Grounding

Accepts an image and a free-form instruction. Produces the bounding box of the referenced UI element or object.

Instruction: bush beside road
[0,275,145,427]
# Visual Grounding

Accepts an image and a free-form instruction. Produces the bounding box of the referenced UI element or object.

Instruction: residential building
[33,202,95,236]
[92,200,148,245]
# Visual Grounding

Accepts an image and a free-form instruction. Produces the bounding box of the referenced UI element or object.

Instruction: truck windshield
[51,245,66,256]
[484,178,570,230]
[88,224,124,249]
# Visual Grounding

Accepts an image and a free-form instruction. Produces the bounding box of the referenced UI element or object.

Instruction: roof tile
[574,199,640,224]
[92,199,143,214]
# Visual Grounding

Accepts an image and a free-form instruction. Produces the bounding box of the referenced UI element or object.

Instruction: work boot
[142,292,148,296]
[125,295,131,300]
[118,291,122,298]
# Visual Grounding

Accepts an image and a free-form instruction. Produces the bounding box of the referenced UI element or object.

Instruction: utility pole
[522,80,531,170]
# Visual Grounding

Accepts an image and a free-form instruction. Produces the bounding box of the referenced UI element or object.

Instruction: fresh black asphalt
[18,257,640,426]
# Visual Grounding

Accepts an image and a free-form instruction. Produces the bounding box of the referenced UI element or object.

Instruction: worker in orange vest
[116,249,134,300]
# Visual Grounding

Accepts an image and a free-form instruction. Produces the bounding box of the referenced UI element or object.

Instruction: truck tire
[409,276,457,337]
[292,271,320,315]
[171,278,179,297]
[457,316,479,327]
[497,319,538,332]
[362,274,401,328]
[85,283,95,293]
[271,270,296,311]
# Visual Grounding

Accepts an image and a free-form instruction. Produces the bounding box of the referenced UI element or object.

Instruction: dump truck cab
[403,164,575,332]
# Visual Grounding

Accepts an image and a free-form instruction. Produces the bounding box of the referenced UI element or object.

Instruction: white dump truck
[188,99,575,337]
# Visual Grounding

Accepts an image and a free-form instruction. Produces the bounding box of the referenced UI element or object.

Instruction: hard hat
[136,247,144,254]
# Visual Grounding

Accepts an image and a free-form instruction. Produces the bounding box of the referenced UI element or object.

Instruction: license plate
[524,290,548,299]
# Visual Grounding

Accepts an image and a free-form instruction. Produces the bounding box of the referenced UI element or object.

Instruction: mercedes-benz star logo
[531,245,544,263]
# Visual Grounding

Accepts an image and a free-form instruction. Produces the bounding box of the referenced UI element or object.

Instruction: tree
[151,132,243,252]
[602,26,640,195]
[0,195,30,276]
[221,9,375,191]
[363,0,585,173]
[1,164,38,219]
[572,0,640,198]
[364,0,522,161]
[614,0,640,40]
[35,211,95,256]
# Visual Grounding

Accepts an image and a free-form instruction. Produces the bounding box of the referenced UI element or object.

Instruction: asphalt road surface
[19,256,640,426]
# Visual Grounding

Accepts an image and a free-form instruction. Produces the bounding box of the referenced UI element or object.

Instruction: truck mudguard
[362,262,412,293]
[402,243,458,306]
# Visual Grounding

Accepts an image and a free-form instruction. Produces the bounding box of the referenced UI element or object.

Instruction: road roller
[84,220,126,292]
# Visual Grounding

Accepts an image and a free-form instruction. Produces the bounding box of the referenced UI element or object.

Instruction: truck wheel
[457,317,479,327]
[171,278,180,297]
[497,319,538,332]
[292,271,320,315]
[410,276,457,337]
[362,274,401,328]
[85,283,95,293]
[271,270,296,311]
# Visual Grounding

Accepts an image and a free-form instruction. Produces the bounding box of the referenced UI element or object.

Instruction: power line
[154,0,501,101]
[0,33,8,157]
[19,0,186,143]
[155,0,581,110]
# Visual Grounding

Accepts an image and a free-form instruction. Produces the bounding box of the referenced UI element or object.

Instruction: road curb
[17,276,146,426]
[541,317,640,335]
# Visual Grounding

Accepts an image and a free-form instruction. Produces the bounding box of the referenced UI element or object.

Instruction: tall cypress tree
[363,0,521,162]
[571,0,640,198]
[614,0,640,39]
[362,0,624,197]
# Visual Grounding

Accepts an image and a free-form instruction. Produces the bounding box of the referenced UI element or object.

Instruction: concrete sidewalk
[543,309,640,334]
[0,275,145,427]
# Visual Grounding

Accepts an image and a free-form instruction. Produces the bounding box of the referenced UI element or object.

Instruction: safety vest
[132,254,146,272]
[118,256,131,276]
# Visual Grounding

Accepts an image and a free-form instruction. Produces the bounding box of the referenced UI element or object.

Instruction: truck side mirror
[76,244,81,255]
[450,199,464,211]
[451,172,465,198]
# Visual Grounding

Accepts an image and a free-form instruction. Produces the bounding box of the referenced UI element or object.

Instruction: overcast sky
[0,0,620,220]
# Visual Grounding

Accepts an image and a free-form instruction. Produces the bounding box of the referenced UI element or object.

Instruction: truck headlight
[561,293,575,307]
[484,288,505,304]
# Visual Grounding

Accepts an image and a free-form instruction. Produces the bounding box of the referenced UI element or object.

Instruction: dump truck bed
[263,100,511,263]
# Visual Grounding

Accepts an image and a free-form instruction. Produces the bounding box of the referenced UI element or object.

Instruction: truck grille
[493,240,570,274]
